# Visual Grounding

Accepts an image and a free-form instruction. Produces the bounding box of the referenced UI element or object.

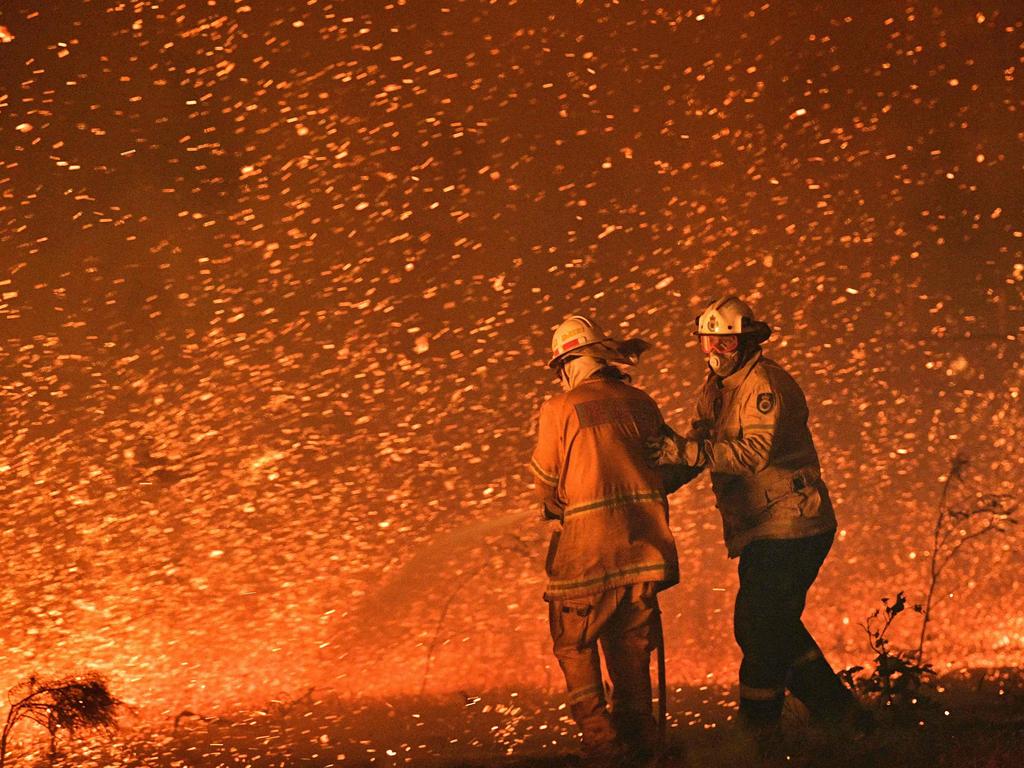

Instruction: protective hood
[559,355,607,391]
[558,338,651,391]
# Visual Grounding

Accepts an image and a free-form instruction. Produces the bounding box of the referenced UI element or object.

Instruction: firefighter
[648,296,860,742]
[530,315,682,767]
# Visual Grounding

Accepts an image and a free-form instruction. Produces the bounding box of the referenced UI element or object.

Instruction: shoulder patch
[756,392,776,414]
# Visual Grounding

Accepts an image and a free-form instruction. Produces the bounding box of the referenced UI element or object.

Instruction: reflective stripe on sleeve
[529,457,559,486]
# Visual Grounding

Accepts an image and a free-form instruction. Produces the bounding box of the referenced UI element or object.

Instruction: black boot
[612,709,660,767]
[738,697,787,761]
[789,656,871,735]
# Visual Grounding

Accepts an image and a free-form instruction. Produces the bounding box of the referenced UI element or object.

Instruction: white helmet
[695,296,771,342]
[548,315,650,369]
[548,315,609,368]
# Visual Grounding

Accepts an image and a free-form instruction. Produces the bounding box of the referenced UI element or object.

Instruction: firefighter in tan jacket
[650,296,860,739]
[530,315,680,767]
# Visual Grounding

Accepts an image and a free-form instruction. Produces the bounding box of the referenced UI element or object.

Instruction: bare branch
[0,674,120,768]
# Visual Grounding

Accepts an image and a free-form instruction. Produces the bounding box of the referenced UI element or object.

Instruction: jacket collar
[717,348,762,391]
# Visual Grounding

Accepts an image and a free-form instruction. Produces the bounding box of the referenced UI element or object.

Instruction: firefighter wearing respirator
[648,296,865,743]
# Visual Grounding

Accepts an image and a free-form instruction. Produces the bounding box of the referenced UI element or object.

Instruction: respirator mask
[700,334,743,378]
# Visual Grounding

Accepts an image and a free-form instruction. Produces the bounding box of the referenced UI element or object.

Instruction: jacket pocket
[795,481,824,519]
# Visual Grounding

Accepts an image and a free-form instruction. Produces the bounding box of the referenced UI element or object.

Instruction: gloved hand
[679,438,707,468]
[645,429,681,466]
[646,426,707,468]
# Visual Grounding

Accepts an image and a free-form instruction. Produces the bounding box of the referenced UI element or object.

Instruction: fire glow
[0,0,1020,748]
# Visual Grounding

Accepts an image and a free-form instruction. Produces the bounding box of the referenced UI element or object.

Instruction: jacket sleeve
[649,398,697,494]
[529,399,564,514]
[660,389,708,492]
[683,384,714,442]
[705,378,779,475]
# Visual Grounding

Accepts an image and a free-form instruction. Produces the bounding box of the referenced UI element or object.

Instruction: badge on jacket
[756,392,776,414]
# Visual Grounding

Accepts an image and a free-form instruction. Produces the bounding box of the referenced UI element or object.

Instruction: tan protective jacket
[685,350,837,557]
[530,375,680,601]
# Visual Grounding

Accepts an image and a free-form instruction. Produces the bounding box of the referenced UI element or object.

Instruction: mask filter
[708,349,742,377]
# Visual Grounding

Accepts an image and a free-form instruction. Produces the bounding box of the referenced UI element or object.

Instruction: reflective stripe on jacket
[530,376,680,600]
[686,350,837,557]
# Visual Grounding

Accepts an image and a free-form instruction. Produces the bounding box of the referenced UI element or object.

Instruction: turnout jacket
[530,376,680,601]
[685,350,837,557]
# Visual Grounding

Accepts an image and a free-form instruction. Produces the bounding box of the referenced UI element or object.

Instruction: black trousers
[734,530,852,724]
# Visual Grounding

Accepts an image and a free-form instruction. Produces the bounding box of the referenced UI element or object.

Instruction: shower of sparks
[0,0,1021,756]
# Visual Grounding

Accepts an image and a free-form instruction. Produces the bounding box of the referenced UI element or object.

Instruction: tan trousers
[548,583,660,749]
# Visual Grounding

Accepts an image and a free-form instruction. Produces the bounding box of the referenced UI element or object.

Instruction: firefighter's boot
[737,693,787,760]
[572,702,629,768]
[789,654,855,719]
[612,709,659,766]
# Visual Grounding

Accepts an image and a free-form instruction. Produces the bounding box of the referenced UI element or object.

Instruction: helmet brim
[548,339,607,368]
[548,337,650,368]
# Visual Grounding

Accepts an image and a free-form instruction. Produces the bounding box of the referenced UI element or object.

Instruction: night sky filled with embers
[0,0,1022,720]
